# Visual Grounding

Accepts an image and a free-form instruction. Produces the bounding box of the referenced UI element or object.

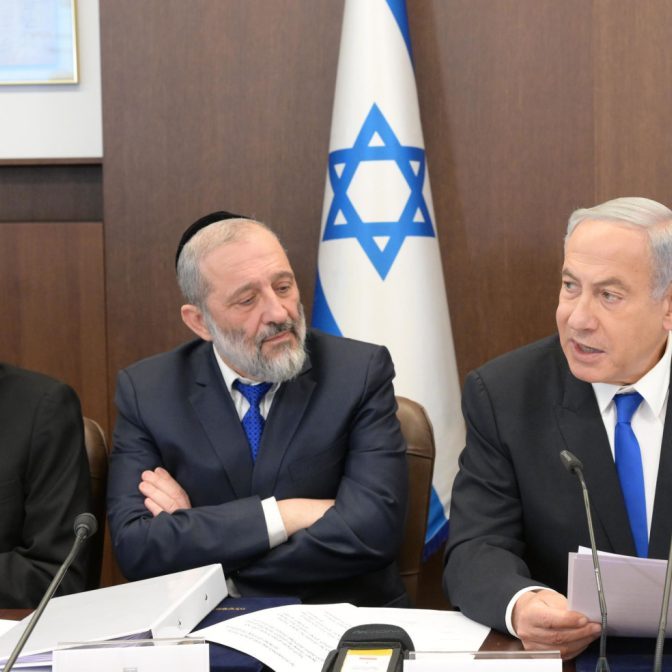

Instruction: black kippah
[175,210,248,269]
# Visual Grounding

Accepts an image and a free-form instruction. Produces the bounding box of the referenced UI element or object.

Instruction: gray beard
[205,304,307,383]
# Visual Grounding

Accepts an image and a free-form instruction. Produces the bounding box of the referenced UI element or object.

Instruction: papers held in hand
[0,564,226,668]
[568,548,671,637]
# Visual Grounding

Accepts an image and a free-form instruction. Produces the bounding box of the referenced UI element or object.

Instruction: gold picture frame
[0,0,79,86]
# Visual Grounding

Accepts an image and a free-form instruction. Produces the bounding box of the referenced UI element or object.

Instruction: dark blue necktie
[234,380,272,461]
[614,392,648,557]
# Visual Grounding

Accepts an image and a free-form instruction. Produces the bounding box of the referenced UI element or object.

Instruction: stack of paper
[567,547,670,636]
[191,603,490,672]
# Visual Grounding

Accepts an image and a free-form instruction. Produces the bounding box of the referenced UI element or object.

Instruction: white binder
[0,563,227,668]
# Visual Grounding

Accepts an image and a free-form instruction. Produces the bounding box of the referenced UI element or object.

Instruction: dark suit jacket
[107,330,408,606]
[0,364,90,607]
[443,334,672,633]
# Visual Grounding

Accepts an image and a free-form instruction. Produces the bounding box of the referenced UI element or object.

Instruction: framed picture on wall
[0,0,79,86]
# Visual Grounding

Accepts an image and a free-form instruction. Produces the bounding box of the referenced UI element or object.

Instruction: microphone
[560,450,609,672]
[652,537,672,672]
[3,513,98,672]
[73,512,97,540]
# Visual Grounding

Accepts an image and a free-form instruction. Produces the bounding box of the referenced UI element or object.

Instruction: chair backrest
[395,396,436,605]
[83,417,108,590]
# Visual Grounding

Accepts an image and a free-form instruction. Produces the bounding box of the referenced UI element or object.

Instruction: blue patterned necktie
[233,380,273,461]
[614,392,648,557]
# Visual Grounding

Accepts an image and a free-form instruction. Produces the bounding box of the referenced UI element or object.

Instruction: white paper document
[191,603,490,672]
[567,547,670,636]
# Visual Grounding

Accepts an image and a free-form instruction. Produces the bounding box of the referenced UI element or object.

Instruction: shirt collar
[211,343,263,392]
[592,331,672,417]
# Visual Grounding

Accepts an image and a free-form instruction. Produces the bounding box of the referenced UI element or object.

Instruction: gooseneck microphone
[560,450,610,672]
[652,538,672,672]
[3,513,98,672]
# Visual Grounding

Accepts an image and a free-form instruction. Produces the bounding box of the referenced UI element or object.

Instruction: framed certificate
[0,0,79,85]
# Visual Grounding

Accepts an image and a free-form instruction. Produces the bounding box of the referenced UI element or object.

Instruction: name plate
[52,638,208,672]
[404,650,561,672]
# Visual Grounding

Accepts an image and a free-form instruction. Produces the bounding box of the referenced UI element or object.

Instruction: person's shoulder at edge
[470,333,566,380]
[0,361,77,397]
[120,338,209,373]
[463,334,571,413]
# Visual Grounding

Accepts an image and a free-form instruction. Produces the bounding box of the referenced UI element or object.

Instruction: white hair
[566,197,672,299]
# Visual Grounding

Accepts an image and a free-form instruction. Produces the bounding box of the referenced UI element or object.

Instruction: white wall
[0,0,102,160]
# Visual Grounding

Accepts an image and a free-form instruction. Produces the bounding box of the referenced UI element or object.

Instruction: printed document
[191,603,489,672]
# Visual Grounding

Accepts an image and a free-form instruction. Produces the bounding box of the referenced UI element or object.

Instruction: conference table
[9,604,672,671]
[0,608,576,671]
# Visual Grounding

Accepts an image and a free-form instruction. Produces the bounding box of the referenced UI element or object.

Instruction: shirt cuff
[505,586,551,636]
[262,496,288,548]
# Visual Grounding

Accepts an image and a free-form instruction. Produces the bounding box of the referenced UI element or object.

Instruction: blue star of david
[323,103,435,280]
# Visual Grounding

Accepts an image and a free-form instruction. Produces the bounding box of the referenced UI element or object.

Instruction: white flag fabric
[312,0,464,557]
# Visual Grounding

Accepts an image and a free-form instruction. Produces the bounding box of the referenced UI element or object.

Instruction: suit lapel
[649,369,672,558]
[555,367,636,555]
[188,344,254,499]
[251,354,316,497]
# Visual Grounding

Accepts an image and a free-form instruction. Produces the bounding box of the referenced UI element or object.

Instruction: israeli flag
[312,0,465,557]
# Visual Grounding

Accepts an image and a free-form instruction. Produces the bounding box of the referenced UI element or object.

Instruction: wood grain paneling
[593,0,672,203]
[0,165,102,223]
[0,222,108,434]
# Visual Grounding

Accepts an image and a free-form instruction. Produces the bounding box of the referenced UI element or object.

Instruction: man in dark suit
[0,364,90,607]
[107,212,408,606]
[444,197,672,658]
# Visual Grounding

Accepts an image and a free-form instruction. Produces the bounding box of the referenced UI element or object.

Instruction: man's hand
[512,590,602,660]
[277,498,335,536]
[139,467,192,516]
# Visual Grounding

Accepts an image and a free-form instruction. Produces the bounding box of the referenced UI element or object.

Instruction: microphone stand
[3,514,96,672]
[560,450,610,672]
[653,537,672,672]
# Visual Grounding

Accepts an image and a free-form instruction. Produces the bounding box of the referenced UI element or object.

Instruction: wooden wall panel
[0,222,108,433]
[0,165,102,223]
[593,0,672,203]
